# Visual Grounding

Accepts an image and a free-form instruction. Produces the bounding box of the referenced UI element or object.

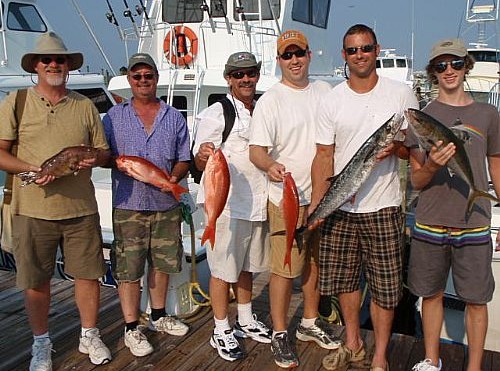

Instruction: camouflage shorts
[111,207,183,282]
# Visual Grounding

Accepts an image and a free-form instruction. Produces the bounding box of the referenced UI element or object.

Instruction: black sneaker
[296,318,342,350]
[209,329,245,362]
[234,314,272,344]
[271,332,299,369]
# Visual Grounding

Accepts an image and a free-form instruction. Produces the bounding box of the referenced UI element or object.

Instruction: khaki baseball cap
[429,38,467,61]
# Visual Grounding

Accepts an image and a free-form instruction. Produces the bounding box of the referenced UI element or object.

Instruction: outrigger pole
[105,0,124,40]
[136,0,154,35]
[122,0,141,38]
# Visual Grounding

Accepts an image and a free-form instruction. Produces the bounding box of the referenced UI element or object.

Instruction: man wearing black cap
[103,52,191,358]
[193,51,271,362]
[0,32,112,370]
[407,38,500,371]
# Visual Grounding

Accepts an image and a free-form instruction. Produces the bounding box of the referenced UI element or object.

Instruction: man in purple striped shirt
[103,53,191,357]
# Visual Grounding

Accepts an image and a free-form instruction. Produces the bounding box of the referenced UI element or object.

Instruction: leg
[270,273,293,331]
[210,275,230,320]
[465,303,487,371]
[370,302,394,368]
[235,271,252,305]
[25,280,51,335]
[118,281,141,323]
[75,278,100,328]
[421,291,444,366]
[302,261,320,319]
[148,268,169,310]
[338,290,363,351]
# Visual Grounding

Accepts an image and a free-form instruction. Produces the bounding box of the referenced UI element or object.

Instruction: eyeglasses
[230,69,259,79]
[40,56,67,65]
[344,44,376,55]
[130,73,156,81]
[433,59,465,73]
[279,49,308,60]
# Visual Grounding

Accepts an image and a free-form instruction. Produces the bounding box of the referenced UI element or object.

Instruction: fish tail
[201,225,216,250]
[467,189,500,216]
[170,183,189,201]
[283,248,292,274]
[16,171,39,186]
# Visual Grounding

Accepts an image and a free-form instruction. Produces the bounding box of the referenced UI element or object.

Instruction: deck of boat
[1,269,500,371]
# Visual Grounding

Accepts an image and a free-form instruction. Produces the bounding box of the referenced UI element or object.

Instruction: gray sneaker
[296,319,342,350]
[30,338,53,371]
[271,332,299,369]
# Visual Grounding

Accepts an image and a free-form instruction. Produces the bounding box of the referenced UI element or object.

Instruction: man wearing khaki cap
[407,38,500,371]
[0,32,112,370]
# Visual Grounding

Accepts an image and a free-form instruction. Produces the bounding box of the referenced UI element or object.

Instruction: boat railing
[488,82,500,110]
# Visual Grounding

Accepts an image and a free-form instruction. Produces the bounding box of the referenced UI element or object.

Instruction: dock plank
[1,269,499,370]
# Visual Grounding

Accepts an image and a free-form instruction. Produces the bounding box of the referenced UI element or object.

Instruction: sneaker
[149,315,189,336]
[322,342,366,371]
[412,358,442,371]
[124,327,154,357]
[271,332,299,369]
[30,338,53,371]
[234,314,272,344]
[209,329,245,362]
[78,328,112,365]
[296,319,342,350]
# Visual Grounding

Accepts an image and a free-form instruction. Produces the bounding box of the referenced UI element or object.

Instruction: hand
[267,162,286,182]
[376,143,394,161]
[427,141,455,170]
[78,157,96,170]
[305,204,324,230]
[35,174,56,185]
[196,142,215,163]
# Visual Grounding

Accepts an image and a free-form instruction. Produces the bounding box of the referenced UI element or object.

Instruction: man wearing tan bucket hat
[0,32,112,370]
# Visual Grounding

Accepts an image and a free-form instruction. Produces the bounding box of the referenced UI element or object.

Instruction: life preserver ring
[163,25,198,66]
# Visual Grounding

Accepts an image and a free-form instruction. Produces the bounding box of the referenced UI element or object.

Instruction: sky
[37,0,499,76]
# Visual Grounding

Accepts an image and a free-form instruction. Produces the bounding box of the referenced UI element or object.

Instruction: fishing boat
[376,49,413,86]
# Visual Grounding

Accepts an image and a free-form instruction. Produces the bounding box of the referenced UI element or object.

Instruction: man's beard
[46,75,64,86]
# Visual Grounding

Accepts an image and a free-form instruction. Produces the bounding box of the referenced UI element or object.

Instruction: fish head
[377,113,404,147]
[404,108,444,150]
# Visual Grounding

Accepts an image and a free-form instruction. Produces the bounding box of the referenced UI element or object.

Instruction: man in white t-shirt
[309,24,418,371]
[249,30,341,369]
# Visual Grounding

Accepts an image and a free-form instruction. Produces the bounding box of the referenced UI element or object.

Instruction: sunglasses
[344,44,376,55]
[40,56,67,65]
[130,73,156,81]
[279,49,308,60]
[433,59,465,73]
[230,69,259,79]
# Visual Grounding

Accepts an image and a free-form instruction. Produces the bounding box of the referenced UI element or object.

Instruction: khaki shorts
[207,214,269,283]
[268,201,319,279]
[111,207,183,282]
[12,213,107,289]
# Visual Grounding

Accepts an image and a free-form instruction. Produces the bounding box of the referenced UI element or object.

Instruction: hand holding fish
[195,142,215,169]
[426,141,456,170]
[267,162,286,182]
[376,142,395,161]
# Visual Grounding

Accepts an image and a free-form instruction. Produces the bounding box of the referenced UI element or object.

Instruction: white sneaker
[124,327,154,357]
[149,316,189,336]
[210,329,245,362]
[233,314,272,344]
[78,328,112,365]
[412,358,442,371]
[30,338,53,371]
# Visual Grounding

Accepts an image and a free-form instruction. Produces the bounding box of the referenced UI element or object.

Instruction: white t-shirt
[194,94,268,221]
[316,77,418,213]
[250,80,332,206]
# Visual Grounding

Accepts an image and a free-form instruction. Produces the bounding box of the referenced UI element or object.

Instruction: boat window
[74,88,114,114]
[160,95,188,120]
[396,59,406,68]
[7,2,47,32]
[468,50,499,63]
[382,59,395,68]
[233,0,281,21]
[376,60,381,68]
[210,0,229,18]
[292,0,330,29]
[162,0,203,23]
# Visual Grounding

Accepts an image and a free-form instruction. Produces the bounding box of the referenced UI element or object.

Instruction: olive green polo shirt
[0,88,109,220]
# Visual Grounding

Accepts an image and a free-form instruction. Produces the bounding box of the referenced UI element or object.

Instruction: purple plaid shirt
[103,98,190,211]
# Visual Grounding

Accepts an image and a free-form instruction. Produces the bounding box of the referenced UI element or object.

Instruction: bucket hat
[224,52,261,76]
[21,32,83,73]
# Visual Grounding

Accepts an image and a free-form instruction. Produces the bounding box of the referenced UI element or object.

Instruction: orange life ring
[163,25,198,66]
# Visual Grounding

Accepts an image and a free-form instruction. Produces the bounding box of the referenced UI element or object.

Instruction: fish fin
[170,183,189,201]
[451,120,484,142]
[466,189,500,218]
[283,249,292,273]
[201,225,216,250]
[446,167,456,178]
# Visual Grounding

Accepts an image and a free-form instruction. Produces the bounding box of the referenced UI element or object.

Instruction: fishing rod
[71,0,117,76]
[200,0,216,33]
[105,0,124,40]
[122,0,140,38]
[136,0,154,35]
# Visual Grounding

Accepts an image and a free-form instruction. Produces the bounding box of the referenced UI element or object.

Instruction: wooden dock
[1,269,499,370]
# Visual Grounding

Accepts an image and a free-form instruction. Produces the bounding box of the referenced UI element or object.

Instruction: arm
[249,144,285,182]
[308,144,334,229]
[409,141,455,190]
[0,140,39,174]
[194,142,215,171]
[170,161,190,183]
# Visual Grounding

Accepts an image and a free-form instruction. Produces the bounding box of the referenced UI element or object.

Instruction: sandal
[322,341,366,371]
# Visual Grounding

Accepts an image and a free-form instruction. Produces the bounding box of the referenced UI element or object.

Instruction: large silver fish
[405,108,499,215]
[307,113,404,226]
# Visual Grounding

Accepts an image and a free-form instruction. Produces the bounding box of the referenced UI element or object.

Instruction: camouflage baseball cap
[223,52,261,76]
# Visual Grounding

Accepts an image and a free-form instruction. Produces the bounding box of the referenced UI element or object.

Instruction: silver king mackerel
[307,113,404,226]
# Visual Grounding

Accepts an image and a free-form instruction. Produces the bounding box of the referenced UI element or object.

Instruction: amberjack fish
[405,108,499,215]
[307,114,404,226]
[282,172,299,273]
[17,145,100,186]
[115,155,188,201]
[201,148,230,249]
